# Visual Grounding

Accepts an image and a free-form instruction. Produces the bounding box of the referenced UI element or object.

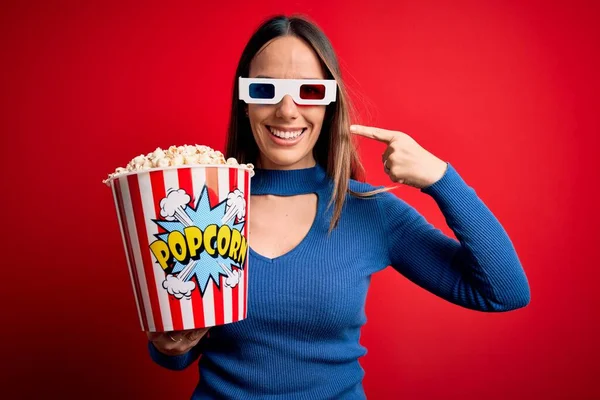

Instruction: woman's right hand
[146,328,210,356]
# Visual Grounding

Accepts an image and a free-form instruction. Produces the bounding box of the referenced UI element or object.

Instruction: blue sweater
[148,163,530,399]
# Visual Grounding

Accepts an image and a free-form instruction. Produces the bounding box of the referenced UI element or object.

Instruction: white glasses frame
[238,77,338,105]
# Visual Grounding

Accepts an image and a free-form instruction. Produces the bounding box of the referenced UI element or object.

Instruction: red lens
[299,84,326,100]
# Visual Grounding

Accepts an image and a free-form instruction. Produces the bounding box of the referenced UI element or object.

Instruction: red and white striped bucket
[108,165,251,332]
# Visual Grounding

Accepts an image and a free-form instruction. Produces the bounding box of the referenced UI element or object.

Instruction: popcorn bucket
[108,165,251,332]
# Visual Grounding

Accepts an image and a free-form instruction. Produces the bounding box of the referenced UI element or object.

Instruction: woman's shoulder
[347,178,381,193]
[346,179,411,209]
[339,180,415,231]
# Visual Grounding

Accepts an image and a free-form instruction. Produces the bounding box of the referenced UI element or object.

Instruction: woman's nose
[275,94,299,119]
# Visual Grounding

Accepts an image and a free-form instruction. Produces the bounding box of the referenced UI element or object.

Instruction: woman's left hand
[350,124,448,189]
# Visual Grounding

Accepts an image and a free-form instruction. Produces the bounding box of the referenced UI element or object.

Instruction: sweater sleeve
[376,163,530,312]
[147,335,206,371]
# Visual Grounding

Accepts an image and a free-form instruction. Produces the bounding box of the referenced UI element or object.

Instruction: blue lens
[249,83,275,99]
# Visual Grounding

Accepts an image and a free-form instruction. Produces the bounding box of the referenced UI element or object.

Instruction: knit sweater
[148,163,530,399]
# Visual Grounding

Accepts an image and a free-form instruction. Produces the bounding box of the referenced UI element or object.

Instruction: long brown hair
[226,14,384,231]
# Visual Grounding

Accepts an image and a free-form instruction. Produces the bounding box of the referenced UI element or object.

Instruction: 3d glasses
[238,77,337,105]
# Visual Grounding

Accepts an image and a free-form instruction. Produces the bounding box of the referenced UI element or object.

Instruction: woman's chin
[259,152,315,170]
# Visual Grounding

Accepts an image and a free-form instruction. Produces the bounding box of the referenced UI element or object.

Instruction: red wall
[2,0,598,398]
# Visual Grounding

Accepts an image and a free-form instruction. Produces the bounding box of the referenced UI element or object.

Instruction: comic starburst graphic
[152,186,245,295]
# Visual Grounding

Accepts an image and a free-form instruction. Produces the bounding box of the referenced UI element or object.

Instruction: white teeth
[268,126,304,139]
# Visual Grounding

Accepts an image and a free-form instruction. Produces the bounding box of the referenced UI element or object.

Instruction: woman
[146,14,530,399]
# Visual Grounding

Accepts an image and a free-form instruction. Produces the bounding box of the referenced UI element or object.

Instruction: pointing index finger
[350,125,396,143]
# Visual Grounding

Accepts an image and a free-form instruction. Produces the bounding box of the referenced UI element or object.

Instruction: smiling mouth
[266,125,307,140]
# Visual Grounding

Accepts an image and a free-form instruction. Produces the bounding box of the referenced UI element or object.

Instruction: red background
[1,0,598,398]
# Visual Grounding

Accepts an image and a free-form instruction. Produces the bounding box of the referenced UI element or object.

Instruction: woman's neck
[251,163,329,196]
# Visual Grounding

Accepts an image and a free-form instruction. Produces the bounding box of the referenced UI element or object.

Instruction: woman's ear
[245,107,249,117]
